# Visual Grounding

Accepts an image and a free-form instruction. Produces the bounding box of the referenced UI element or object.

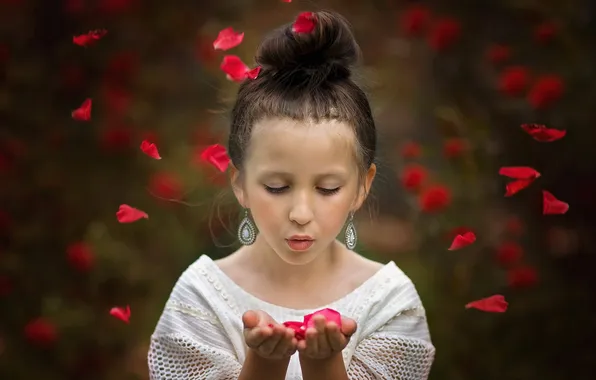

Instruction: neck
[242,237,344,289]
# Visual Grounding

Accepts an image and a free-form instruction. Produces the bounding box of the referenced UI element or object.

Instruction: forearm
[299,353,349,380]
[238,349,291,380]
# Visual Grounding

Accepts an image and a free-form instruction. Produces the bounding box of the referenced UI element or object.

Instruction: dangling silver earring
[238,209,257,245]
[344,211,357,250]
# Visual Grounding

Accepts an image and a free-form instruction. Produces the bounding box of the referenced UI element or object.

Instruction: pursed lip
[287,235,314,241]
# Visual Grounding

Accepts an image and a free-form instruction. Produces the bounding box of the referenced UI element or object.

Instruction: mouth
[285,236,315,251]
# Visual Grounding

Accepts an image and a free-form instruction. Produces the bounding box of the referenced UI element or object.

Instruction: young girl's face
[232,117,375,265]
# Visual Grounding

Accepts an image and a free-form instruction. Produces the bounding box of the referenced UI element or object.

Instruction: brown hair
[228,10,377,175]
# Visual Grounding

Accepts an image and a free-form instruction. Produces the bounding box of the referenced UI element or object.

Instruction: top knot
[255,11,361,84]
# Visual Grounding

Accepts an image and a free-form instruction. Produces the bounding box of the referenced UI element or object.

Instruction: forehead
[246,117,357,173]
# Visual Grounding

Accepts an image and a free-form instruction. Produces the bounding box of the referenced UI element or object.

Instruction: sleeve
[148,267,243,380]
[347,305,435,379]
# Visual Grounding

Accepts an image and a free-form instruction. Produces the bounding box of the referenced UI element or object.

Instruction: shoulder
[352,255,426,326]
[170,255,212,297]
[343,250,385,286]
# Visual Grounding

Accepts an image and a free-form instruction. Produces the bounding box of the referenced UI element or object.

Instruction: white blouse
[148,255,435,379]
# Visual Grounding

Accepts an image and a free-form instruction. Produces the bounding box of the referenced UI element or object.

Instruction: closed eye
[264,186,341,195]
[264,185,288,194]
[317,187,341,196]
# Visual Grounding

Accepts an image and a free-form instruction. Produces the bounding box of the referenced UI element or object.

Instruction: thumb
[341,317,357,337]
[242,310,259,329]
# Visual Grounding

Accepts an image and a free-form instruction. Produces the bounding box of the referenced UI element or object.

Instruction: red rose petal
[109,305,131,324]
[499,167,540,196]
[220,55,249,82]
[116,204,148,223]
[213,27,244,51]
[73,29,107,47]
[498,166,541,179]
[200,144,230,172]
[304,308,342,329]
[283,321,306,340]
[448,231,476,250]
[521,124,566,142]
[465,294,508,313]
[246,66,261,80]
[504,178,535,197]
[71,98,92,121]
[542,190,569,215]
[140,140,161,160]
[292,12,317,34]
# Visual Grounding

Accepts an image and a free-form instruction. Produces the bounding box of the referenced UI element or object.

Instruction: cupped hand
[297,314,357,360]
[242,310,298,360]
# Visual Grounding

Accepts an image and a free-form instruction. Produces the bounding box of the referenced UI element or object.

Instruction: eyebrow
[258,170,348,180]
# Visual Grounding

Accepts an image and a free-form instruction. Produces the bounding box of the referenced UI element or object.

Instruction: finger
[315,316,330,354]
[245,325,271,348]
[242,310,259,329]
[304,327,318,355]
[273,328,298,357]
[326,321,344,352]
[340,317,357,337]
[259,325,285,355]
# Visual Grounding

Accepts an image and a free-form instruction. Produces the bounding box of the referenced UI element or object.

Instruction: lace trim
[196,260,241,315]
[165,300,222,327]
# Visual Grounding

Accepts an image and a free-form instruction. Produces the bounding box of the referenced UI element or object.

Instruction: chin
[278,254,317,266]
[275,246,320,266]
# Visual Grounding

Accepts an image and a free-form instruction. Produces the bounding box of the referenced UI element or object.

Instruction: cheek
[247,191,282,229]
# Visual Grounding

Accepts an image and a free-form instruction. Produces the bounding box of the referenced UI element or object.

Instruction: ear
[353,163,376,211]
[229,164,249,208]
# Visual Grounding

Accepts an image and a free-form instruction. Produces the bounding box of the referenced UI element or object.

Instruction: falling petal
[542,190,569,215]
[448,231,476,250]
[498,166,540,179]
[71,98,92,121]
[116,204,148,223]
[220,55,250,82]
[109,305,131,323]
[213,27,244,51]
[465,295,508,313]
[246,66,261,80]
[200,144,231,172]
[499,167,540,196]
[140,140,161,160]
[521,124,566,142]
[292,12,317,34]
[73,29,107,47]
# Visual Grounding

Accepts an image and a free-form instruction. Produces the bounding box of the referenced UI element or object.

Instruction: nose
[289,192,314,226]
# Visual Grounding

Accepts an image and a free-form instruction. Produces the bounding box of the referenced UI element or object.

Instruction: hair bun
[256,11,361,83]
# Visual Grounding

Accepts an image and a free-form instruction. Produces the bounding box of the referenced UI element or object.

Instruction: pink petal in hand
[304,308,342,329]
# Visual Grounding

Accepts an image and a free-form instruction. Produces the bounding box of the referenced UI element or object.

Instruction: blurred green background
[1,0,595,379]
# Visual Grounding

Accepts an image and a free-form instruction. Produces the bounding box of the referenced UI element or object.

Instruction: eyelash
[264,186,341,196]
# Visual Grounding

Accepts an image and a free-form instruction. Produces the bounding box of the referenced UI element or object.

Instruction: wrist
[298,351,342,363]
[240,349,291,380]
[248,347,292,364]
[299,352,348,380]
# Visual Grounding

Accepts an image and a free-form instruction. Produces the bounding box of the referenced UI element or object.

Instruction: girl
[148,11,435,380]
